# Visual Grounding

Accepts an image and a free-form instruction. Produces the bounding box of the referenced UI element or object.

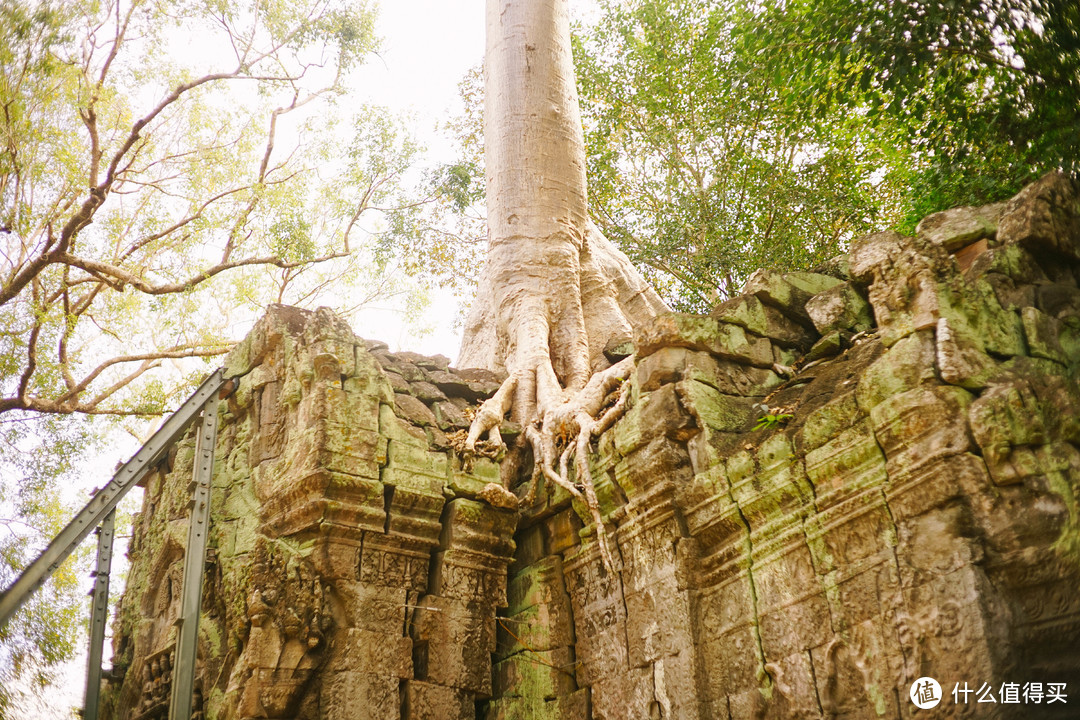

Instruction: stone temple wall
[104,172,1080,719]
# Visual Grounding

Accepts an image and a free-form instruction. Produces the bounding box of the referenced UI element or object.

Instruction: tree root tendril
[464,356,635,572]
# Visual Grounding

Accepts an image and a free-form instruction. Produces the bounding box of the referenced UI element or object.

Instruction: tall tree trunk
[459,0,666,567]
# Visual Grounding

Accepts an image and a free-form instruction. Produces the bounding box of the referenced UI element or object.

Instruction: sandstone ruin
[101,172,1080,718]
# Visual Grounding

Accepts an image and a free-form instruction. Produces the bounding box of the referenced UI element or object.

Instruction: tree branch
[56,250,349,295]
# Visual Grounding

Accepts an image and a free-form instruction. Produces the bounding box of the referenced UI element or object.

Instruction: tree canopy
[0,0,461,706]
[450,0,1078,312]
[744,0,1080,226]
[574,0,890,311]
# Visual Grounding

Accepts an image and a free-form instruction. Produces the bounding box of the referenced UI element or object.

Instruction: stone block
[358,534,433,592]
[440,497,518,558]
[385,436,449,477]
[327,628,412,678]
[384,370,411,394]
[623,584,695,668]
[412,596,497,695]
[700,624,760,698]
[854,330,937,411]
[402,680,474,720]
[893,502,981,589]
[916,201,1004,251]
[759,593,832,660]
[434,399,470,430]
[870,384,975,477]
[588,666,656,720]
[760,651,823,720]
[849,230,951,346]
[997,170,1080,260]
[943,277,1027,358]
[807,493,896,576]
[935,317,999,389]
[883,454,972,521]
[712,294,817,347]
[492,648,578,699]
[634,312,775,367]
[637,382,698,442]
[388,487,446,545]
[346,584,410,635]
[810,620,903,719]
[314,423,382,478]
[320,670,400,720]
[258,470,385,540]
[544,510,583,556]
[967,241,1049,284]
[507,555,566,611]
[675,379,757,433]
[752,539,818,614]
[803,420,887,510]
[1022,305,1069,364]
[394,393,440,428]
[796,391,861,454]
[804,329,845,362]
[805,282,873,334]
[441,367,505,400]
[742,268,843,321]
[410,380,448,403]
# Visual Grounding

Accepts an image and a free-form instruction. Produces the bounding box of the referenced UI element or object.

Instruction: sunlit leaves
[745,0,1080,226]
[0,0,432,696]
[574,0,889,311]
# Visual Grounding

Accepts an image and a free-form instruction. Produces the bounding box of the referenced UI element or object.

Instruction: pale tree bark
[460,0,667,567]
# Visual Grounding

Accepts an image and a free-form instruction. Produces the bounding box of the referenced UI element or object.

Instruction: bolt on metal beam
[0,368,227,630]
[168,390,219,720]
[83,508,115,720]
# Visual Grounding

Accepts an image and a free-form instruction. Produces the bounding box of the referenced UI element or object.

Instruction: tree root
[465,356,635,571]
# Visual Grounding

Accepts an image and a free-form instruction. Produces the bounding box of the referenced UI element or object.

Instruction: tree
[444,0,901,313]
[460,0,667,568]
[0,0,449,701]
[0,413,93,716]
[743,0,1080,229]
[0,0,384,418]
[573,0,892,311]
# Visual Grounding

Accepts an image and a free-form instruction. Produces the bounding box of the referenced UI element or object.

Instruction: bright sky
[9,3,484,715]
[344,0,486,360]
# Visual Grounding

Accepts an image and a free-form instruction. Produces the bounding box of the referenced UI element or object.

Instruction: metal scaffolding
[0,367,233,720]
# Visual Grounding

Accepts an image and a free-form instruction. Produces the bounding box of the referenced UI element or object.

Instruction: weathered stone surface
[635,312,776,367]
[916,201,1005,251]
[1022,306,1069,365]
[636,346,780,396]
[805,330,845,362]
[849,230,951,346]
[996,170,1080,260]
[441,367,506,401]
[742,269,845,320]
[712,294,817,348]
[394,392,440,427]
[936,316,998,389]
[411,380,448,403]
[434,399,470,430]
[855,330,937,411]
[110,172,1080,720]
[804,282,873,334]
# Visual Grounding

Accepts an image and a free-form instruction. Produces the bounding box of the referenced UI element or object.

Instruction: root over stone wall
[106,172,1080,719]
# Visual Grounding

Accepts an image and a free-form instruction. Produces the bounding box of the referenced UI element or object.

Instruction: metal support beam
[168,391,219,720]
[83,508,115,720]
[0,367,227,629]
